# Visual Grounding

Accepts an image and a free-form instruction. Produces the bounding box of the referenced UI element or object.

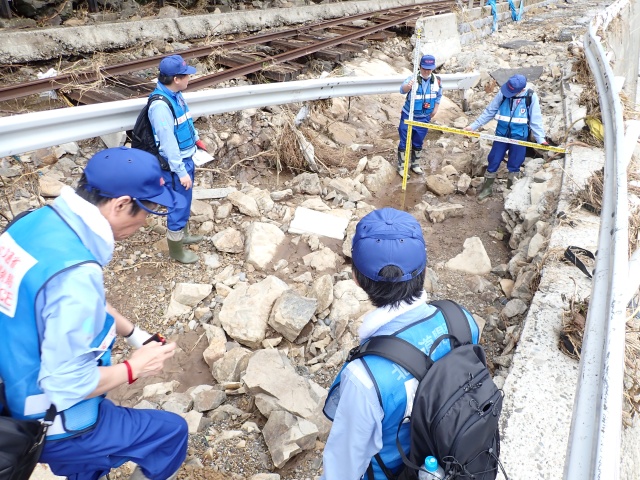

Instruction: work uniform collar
[358,290,429,341]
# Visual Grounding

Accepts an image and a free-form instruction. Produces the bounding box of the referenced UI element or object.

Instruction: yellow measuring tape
[404,120,567,153]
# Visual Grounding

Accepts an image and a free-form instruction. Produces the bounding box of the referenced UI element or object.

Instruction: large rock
[445,237,491,275]
[228,191,260,217]
[202,325,227,367]
[262,410,318,468]
[268,290,317,342]
[302,247,340,271]
[219,276,290,348]
[243,349,327,419]
[190,199,215,222]
[212,228,244,253]
[364,156,397,194]
[211,347,252,383]
[173,283,213,307]
[426,203,464,223]
[245,222,286,269]
[246,187,275,214]
[425,174,456,196]
[309,274,334,314]
[330,280,372,339]
[291,172,321,195]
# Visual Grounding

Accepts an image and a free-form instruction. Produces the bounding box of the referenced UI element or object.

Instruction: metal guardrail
[0,73,479,158]
[563,7,631,480]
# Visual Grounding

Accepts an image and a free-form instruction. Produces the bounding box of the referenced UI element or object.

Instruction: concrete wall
[457,0,557,45]
[604,0,640,102]
[0,0,446,63]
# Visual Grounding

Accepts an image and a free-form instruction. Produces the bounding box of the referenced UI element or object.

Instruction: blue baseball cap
[83,147,185,216]
[159,54,197,76]
[420,55,436,70]
[352,208,427,282]
[501,74,527,98]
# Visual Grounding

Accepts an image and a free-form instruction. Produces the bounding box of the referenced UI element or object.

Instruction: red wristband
[124,360,136,384]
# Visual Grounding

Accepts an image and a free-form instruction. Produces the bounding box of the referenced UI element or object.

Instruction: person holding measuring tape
[397,54,442,177]
[465,74,548,201]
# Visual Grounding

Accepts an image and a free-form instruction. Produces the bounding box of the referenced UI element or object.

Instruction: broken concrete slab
[192,187,237,200]
[288,207,350,240]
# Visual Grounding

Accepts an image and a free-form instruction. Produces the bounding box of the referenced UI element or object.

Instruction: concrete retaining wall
[458,0,557,44]
[0,0,438,63]
[604,0,640,102]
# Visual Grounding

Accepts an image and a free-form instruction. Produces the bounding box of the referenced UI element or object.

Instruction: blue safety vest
[0,206,113,440]
[402,74,442,117]
[150,87,197,153]
[324,307,478,479]
[495,95,530,140]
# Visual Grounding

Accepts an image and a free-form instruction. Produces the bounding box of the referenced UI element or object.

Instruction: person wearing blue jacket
[321,208,480,480]
[397,54,442,176]
[465,74,548,200]
[0,147,189,480]
[148,54,209,264]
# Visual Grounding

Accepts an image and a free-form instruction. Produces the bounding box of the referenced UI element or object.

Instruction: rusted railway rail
[0,1,473,105]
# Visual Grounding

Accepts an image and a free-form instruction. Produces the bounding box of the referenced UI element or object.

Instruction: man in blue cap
[148,54,209,263]
[321,208,480,480]
[0,147,189,480]
[465,74,548,200]
[397,54,442,177]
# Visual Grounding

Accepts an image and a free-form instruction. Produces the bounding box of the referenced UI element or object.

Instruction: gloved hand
[195,140,208,152]
[124,326,152,349]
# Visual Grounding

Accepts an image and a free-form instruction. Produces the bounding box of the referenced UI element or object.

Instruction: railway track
[0,0,473,106]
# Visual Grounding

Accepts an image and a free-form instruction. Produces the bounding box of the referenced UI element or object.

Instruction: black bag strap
[564,245,595,279]
[0,377,9,416]
[348,335,433,381]
[431,299,473,345]
[148,93,176,119]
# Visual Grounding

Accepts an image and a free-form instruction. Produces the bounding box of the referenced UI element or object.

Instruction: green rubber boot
[182,225,203,245]
[477,177,495,201]
[507,172,518,189]
[168,239,198,264]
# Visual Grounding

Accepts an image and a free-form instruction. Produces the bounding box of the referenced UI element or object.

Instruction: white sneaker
[410,165,424,175]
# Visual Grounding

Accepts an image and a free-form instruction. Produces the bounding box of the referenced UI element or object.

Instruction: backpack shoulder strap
[525,88,533,107]
[430,299,473,345]
[148,94,175,117]
[348,335,433,381]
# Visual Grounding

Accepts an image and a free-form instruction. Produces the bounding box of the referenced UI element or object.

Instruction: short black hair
[353,264,425,309]
[158,73,188,85]
[75,173,153,216]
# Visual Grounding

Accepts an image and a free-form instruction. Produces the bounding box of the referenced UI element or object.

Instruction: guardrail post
[157,0,165,7]
[87,0,98,13]
[0,0,11,19]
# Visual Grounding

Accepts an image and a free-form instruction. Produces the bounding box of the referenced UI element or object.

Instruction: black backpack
[348,300,505,480]
[0,379,56,480]
[127,94,174,171]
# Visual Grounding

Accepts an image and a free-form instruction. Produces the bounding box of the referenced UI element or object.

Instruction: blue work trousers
[162,157,194,232]
[40,399,188,480]
[398,111,430,152]
[486,138,526,173]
